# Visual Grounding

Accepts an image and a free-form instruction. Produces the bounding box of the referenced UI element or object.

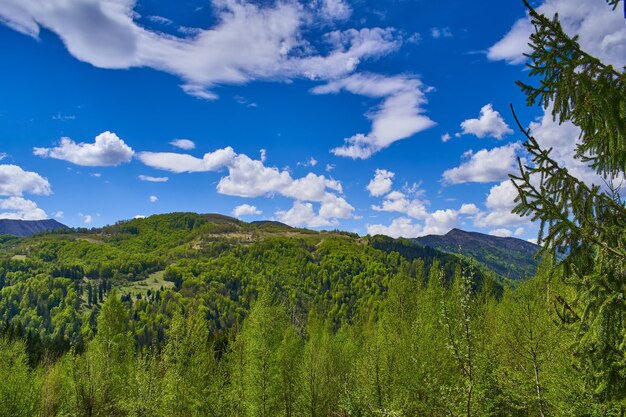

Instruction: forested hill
[414,228,541,279]
[0,218,67,237]
[0,212,496,358]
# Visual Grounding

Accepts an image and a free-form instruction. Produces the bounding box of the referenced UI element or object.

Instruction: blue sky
[0,0,623,240]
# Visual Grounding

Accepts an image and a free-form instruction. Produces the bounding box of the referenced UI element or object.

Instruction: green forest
[1,1,625,416]
[0,213,608,417]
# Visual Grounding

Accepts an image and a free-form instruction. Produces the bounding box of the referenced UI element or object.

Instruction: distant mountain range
[0,219,68,237]
[413,228,541,280]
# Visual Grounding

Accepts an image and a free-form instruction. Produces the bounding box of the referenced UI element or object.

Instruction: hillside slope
[414,228,541,279]
[0,219,68,237]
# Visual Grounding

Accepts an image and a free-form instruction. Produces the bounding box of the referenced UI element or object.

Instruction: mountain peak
[414,228,540,280]
[0,219,68,237]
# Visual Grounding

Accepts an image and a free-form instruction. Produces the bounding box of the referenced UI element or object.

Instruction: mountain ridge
[413,228,541,280]
[0,219,68,237]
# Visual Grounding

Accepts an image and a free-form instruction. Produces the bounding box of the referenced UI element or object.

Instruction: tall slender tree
[510,0,626,403]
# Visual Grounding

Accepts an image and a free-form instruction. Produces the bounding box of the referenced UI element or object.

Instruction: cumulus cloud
[170,139,195,150]
[232,204,262,217]
[275,194,354,228]
[138,175,169,182]
[367,217,422,238]
[442,142,521,184]
[458,104,513,139]
[54,211,64,219]
[489,228,513,237]
[312,73,436,158]
[217,157,342,202]
[0,0,401,99]
[372,190,429,219]
[139,146,353,226]
[149,195,158,203]
[0,197,48,220]
[316,0,352,21]
[366,181,478,238]
[474,180,528,228]
[82,214,93,225]
[137,147,236,173]
[367,209,461,238]
[0,164,52,196]
[422,209,459,235]
[488,0,626,68]
[34,131,134,166]
[459,203,480,215]
[366,169,394,196]
[527,106,624,189]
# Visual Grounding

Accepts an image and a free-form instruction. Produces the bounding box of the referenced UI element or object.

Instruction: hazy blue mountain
[0,219,68,237]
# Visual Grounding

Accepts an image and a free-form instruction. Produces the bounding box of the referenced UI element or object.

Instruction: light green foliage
[0,337,40,417]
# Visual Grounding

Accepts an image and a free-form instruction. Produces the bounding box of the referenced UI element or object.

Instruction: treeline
[0,258,620,417]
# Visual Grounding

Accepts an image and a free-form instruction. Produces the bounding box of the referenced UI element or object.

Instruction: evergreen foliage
[510,0,626,404]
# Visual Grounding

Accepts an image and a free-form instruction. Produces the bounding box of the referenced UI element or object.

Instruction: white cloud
[366,169,394,196]
[441,133,452,142]
[137,147,236,173]
[0,0,401,99]
[0,197,47,220]
[318,193,354,219]
[488,18,533,64]
[232,204,262,217]
[459,104,513,139]
[442,142,521,184]
[489,0,626,68]
[34,131,134,166]
[459,203,480,215]
[276,201,329,228]
[474,180,528,228]
[367,182,478,238]
[138,175,169,182]
[0,153,8,161]
[422,209,459,236]
[54,211,64,219]
[82,214,93,225]
[431,27,452,39]
[0,164,52,196]
[313,73,436,158]
[134,214,147,219]
[149,195,158,203]
[514,227,525,236]
[372,190,429,219]
[140,146,353,226]
[317,0,352,21]
[217,156,343,202]
[367,217,422,238]
[527,106,623,189]
[170,139,195,150]
[367,209,461,238]
[489,228,513,237]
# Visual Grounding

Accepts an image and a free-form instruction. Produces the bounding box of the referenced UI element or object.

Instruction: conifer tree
[510,0,626,402]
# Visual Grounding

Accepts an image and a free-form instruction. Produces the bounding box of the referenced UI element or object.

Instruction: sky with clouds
[0,0,624,240]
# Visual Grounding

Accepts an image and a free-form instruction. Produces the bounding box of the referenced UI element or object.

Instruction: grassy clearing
[120,270,174,296]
